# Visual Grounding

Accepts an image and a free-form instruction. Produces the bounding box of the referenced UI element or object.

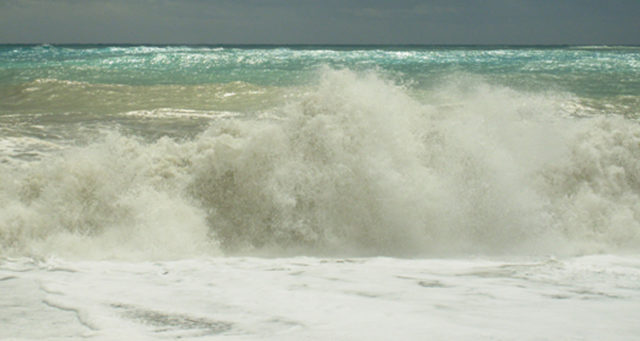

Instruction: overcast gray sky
[1,0,638,44]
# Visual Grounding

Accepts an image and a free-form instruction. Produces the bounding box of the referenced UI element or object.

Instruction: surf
[0,68,639,259]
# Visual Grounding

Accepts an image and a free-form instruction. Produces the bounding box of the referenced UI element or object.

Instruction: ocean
[1,45,639,340]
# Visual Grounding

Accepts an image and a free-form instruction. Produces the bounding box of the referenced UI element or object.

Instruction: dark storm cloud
[0,0,638,44]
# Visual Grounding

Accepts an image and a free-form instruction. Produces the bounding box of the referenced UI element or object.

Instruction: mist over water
[1,46,639,259]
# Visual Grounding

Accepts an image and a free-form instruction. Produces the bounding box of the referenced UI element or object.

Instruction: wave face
[1,46,640,259]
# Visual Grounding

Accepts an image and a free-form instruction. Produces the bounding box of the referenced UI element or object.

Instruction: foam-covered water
[2,255,639,340]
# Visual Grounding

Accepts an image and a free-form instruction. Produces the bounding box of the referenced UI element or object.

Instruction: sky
[0,0,639,45]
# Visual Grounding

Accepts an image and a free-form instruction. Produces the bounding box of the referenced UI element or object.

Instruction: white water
[2,68,640,340]
[1,69,640,259]
[2,255,640,340]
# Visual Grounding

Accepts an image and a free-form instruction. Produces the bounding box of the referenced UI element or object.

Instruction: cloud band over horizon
[1,0,639,44]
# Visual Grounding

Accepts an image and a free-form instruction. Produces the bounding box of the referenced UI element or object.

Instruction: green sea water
[2,45,638,125]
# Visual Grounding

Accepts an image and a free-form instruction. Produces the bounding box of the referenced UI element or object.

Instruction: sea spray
[0,134,215,259]
[1,68,639,259]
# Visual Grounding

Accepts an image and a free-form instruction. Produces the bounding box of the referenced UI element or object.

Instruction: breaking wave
[1,69,639,259]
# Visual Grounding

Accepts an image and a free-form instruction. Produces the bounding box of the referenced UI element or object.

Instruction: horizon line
[2,43,639,48]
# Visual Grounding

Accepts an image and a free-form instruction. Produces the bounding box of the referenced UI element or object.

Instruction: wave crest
[1,69,639,259]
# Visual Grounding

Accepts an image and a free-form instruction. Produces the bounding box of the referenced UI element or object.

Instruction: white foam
[1,255,639,340]
[1,68,640,259]
[123,108,241,120]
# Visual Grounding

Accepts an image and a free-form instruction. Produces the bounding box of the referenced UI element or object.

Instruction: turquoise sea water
[2,45,639,91]
[2,45,639,125]
[1,45,639,258]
